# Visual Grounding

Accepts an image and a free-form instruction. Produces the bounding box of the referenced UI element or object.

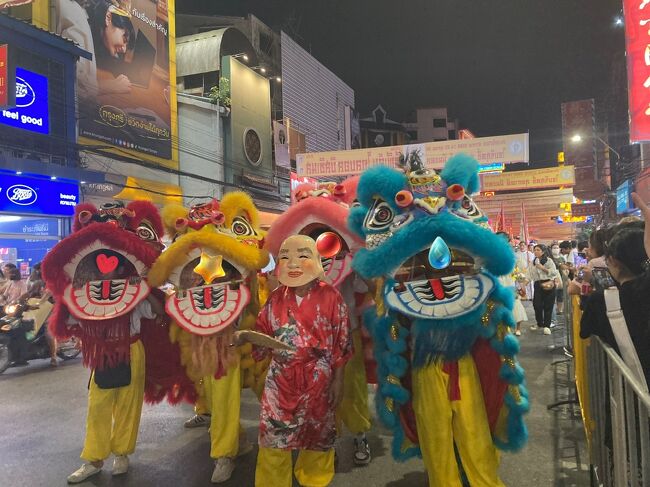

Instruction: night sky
[179,0,626,162]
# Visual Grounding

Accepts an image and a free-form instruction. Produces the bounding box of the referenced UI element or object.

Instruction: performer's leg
[338,329,371,434]
[80,374,117,463]
[294,449,335,487]
[255,447,293,487]
[196,374,212,414]
[452,355,505,487]
[412,362,464,487]
[210,358,242,459]
[111,340,146,457]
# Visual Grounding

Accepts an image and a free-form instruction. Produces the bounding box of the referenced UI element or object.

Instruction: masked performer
[42,201,193,483]
[147,192,269,483]
[265,177,374,465]
[348,154,529,486]
[245,235,352,487]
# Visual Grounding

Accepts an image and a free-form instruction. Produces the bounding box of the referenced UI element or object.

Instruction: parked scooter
[0,301,80,374]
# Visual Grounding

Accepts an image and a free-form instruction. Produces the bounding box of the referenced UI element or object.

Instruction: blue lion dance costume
[349,154,529,486]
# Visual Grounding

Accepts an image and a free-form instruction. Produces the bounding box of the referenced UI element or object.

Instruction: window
[448,129,457,140]
[433,118,447,128]
[407,131,418,140]
[184,74,204,90]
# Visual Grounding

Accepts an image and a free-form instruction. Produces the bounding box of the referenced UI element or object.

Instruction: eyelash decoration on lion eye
[231,216,255,237]
[451,195,483,220]
[364,199,395,231]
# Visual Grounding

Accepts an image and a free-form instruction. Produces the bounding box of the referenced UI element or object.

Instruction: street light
[570,133,621,160]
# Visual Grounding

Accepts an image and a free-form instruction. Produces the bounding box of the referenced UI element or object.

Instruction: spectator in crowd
[0,266,29,366]
[497,232,527,336]
[529,244,561,335]
[0,262,17,294]
[569,228,610,296]
[516,241,535,300]
[580,210,650,386]
[21,263,58,366]
[559,240,576,277]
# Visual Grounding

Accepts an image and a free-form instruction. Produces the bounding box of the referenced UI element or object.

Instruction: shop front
[0,172,79,276]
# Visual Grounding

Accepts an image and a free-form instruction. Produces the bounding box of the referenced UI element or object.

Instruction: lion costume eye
[136,222,158,241]
[231,216,254,236]
[364,199,395,231]
[451,196,483,220]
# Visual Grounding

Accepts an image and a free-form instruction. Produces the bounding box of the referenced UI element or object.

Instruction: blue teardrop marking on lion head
[428,236,451,270]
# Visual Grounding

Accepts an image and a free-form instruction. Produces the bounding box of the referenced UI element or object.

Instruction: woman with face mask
[529,244,561,334]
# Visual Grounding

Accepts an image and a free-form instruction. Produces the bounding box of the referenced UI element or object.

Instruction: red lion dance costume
[42,201,193,483]
[265,177,375,466]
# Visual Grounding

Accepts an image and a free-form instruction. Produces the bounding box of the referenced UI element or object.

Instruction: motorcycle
[0,300,81,374]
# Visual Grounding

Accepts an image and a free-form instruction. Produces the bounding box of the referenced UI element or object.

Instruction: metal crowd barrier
[575,299,650,487]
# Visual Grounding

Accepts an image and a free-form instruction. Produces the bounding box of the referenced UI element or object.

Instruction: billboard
[624,0,650,142]
[53,0,177,166]
[0,44,14,108]
[480,166,575,192]
[296,133,529,178]
[0,173,79,216]
[0,67,49,134]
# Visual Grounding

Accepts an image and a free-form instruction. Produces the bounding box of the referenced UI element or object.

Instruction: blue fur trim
[499,361,526,385]
[440,154,481,194]
[353,211,515,279]
[355,165,408,209]
[348,206,368,239]
[363,308,421,461]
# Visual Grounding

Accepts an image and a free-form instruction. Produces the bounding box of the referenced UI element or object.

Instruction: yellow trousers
[194,374,213,416]
[412,354,505,487]
[81,340,145,462]
[210,358,243,459]
[337,328,371,435]
[255,447,335,487]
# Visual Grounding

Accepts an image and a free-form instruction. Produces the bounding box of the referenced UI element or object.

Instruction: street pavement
[0,303,590,486]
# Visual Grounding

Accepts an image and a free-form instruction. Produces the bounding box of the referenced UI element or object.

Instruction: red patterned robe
[255,281,352,450]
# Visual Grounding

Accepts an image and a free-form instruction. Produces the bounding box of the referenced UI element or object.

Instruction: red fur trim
[72,203,99,232]
[125,200,164,239]
[48,302,77,340]
[42,223,161,296]
[140,290,197,405]
[77,316,132,370]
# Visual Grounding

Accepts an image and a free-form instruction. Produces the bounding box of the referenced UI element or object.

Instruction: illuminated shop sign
[0,67,49,134]
[0,174,78,216]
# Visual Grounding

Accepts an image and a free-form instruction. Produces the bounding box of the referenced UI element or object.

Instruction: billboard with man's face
[53,0,177,166]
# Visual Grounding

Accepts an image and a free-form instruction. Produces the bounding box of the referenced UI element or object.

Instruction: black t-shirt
[580,275,650,385]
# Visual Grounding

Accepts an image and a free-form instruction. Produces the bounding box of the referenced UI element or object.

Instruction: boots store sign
[0,174,79,216]
[0,67,49,135]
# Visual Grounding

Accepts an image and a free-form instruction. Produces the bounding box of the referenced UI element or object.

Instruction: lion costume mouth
[61,241,150,320]
[385,248,494,319]
[165,248,250,335]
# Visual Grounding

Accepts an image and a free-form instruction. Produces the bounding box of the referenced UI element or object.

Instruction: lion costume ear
[220,191,260,230]
[161,204,190,238]
[72,203,99,232]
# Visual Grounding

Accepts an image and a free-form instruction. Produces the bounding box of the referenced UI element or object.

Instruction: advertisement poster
[0,173,79,217]
[54,0,174,162]
[0,67,49,134]
[480,166,575,192]
[296,133,529,178]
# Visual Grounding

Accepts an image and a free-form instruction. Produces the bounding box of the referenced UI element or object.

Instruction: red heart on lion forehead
[96,253,119,275]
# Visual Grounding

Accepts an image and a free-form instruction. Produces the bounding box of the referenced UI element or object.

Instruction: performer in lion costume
[147,191,269,483]
[348,154,529,486]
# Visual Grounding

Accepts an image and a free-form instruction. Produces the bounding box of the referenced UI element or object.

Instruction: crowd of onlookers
[507,195,650,388]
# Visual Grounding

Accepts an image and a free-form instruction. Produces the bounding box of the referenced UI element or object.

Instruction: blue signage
[616,179,634,215]
[0,174,79,217]
[0,67,49,135]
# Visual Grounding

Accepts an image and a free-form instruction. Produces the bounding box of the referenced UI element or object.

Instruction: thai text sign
[296,133,529,177]
[624,0,650,142]
[480,166,575,192]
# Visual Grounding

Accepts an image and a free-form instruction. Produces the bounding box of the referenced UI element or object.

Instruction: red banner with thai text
[0,44,8,107]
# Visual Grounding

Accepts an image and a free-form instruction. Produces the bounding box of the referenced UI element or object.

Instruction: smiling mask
[277,235,324,287]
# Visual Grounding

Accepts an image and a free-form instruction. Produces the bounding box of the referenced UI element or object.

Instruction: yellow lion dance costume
[147,192,269,482]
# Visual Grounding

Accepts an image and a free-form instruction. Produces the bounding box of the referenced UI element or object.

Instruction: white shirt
[515,250,534,269]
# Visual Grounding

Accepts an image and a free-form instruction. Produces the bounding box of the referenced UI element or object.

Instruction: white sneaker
[353,436,372,466]
[112,455,129,476]
[237,436,253,456]
[543,328,552,335]
[211,457,235,483]
[184,414,210,428]
[515,329,522,336]
[67,463,101,484]
[530,324,539,331]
